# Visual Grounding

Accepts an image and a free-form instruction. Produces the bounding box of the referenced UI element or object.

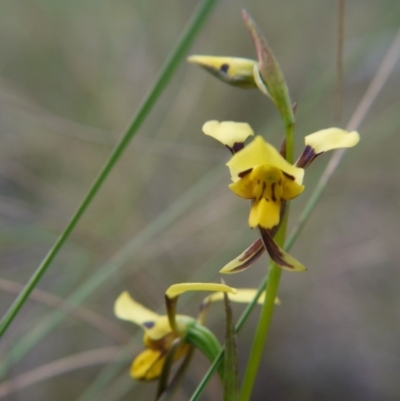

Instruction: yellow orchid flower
[227,136,305,230]
[115,291,193,380]
[203,121,360,272]
[187,55,258,89]
[114,283,265,381]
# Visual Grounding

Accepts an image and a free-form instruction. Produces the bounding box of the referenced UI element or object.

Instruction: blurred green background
[0,0,399,400]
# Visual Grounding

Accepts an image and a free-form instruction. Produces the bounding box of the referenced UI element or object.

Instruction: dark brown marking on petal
[238,168,253,178]
[231,245,265,272]
[271,183,277,202]
[238,238,264,262]
[295,145,317,168]
[220,63,229,73]
[278,179,282,185]
[143,321,155,329]
[259,182,266,200]
[282,171,295,181]
[259,228,294,269]
[232,142,245,153]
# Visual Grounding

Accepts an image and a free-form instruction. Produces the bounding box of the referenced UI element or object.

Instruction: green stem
[0,0,219,337]
[238,216,287,401]
[239,90,295,400]
[284,116,295,164]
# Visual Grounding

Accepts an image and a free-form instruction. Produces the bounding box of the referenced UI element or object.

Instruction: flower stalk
[238,12,296,398]
[239,215,288,401]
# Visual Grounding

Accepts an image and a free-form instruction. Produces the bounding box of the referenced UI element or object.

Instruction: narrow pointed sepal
[259,228,306,272]
[203,289,280,306]
[219,239,264,274]
[188,55,257,88]
[166,283,237,299]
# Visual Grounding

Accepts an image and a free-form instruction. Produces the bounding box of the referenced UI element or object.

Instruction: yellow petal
[282,178,304,200]
[205,289,265,304]
[219,239,264,274]
[228,173,256,199]
[131,342,190,381]
[202,120,254,148]
[249,198,281,229]
[304,128,360,154]
[187,55,257,88]
[227,136,304,184]
[114,291,160,328]
[204,289,280,305]
[166,283,237,299]
[142,316,173,341]
[143,315,194,341]
[114,292,191,341]
[130,349,163,380]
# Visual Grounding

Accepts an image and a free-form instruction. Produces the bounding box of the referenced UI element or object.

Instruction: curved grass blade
[0,0,220,337]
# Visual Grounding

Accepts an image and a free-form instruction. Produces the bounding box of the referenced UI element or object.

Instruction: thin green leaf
[0,0,220,337]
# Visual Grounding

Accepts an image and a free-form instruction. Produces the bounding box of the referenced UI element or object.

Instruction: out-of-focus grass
[0,1,400,400]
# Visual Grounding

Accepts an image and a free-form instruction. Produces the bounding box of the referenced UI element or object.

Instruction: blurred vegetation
[0,0,399,400]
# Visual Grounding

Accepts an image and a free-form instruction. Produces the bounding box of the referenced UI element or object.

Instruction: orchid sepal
[260,228,306,272]
[219,238,264,274]
[187,55,258,89]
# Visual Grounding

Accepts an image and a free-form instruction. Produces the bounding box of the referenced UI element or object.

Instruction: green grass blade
[0,0,219,337]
